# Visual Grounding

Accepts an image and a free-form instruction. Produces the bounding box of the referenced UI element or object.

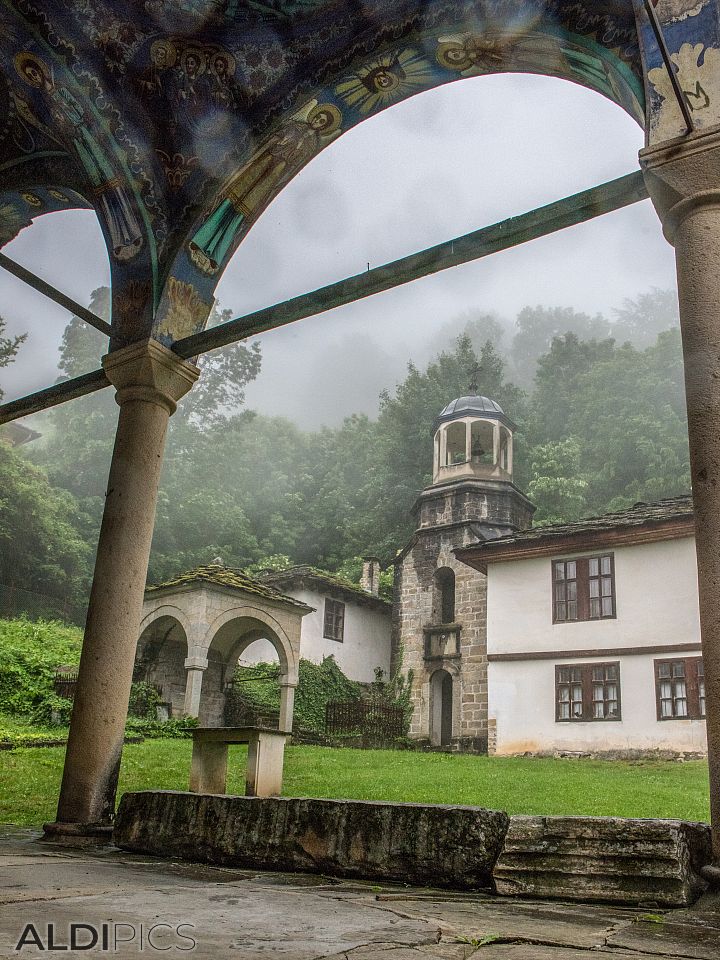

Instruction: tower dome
[432,393,515,485]
[434,395,515,432]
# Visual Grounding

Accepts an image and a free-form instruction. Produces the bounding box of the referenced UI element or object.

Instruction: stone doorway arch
[430,668,454,747]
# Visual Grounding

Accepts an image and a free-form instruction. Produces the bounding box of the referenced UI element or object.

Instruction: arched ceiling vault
[0,1,718,349]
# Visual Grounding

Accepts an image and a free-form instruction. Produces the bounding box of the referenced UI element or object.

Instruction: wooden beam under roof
[0,171,649,425]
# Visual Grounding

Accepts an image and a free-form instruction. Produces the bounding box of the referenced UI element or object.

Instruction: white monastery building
[136,389,705,758]
[255,563,391,683]
[457,497,706,757]
[394,390,707,758]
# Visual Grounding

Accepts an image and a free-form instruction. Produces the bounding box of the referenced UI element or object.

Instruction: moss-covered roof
[146,564,311,610]
[259,565,391,610]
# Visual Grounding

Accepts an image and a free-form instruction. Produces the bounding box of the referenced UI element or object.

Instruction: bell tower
[420,394,534,537]
[392,391,534,753]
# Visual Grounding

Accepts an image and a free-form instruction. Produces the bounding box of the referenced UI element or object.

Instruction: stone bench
[189,726,290,797]
[493,815,712,907]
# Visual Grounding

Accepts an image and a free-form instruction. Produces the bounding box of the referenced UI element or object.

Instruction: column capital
[640,123,720,243]
[184,656,209,671]
[102,339,199,415]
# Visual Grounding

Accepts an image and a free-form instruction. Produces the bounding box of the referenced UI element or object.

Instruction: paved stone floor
[1,826,719,959]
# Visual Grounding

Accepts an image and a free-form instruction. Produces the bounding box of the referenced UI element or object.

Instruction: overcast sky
[0,73,677,428]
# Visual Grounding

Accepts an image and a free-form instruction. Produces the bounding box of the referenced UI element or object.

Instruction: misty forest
[0,287,690,615]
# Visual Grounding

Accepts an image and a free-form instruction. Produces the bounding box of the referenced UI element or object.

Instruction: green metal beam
[173,171,648,359]
[0,170,648,426]
[0,252,111,337]
[0,369,109,424]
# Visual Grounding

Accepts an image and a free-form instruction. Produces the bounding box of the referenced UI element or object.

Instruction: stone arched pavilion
[137,564,311,729]
[0,1,719,869]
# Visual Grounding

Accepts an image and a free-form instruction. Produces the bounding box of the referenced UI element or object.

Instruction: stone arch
[155,14,646,341]
[138,603,194,644]
[202,605,298,682]
[197,604,300,728]
[135,609,191,718]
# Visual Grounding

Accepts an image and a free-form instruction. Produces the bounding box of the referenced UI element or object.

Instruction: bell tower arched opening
[434,567,456,625]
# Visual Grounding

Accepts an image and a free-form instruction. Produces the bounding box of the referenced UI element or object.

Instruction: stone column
[183,656,208,718]
[279,682,296,733]
[641,125,720,863]
[49,340,199,835]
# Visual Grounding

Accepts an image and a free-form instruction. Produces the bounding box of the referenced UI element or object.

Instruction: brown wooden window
[655,658,705,720]
[556,662,621,721]
[553,555,615,623]
[323,598,345,642]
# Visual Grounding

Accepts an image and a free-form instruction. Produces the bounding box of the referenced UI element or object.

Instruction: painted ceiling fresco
[0,1,717,347]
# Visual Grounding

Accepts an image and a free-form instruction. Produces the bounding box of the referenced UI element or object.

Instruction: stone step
[493,815,712,907]
[114,791,509,889]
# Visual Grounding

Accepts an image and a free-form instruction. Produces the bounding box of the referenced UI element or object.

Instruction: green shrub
[0,715,69,747]
[231,656,361,734]
[125,716,198,739]
[128,681,163,719]
[35,692,73,726]
[0,617,82,719]
[295,657,361,731]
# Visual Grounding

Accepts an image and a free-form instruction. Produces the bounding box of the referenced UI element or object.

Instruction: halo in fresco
[335,49,435,114]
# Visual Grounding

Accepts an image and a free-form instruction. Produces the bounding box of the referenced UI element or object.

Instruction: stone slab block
[493,815,712,907]
[114,791,509,889]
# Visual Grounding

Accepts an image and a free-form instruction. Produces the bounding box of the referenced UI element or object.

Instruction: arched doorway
[430,668,454,747]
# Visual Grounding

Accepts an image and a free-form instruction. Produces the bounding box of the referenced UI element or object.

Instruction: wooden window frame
[323,598,345,642]
[654,657,705,720]
[552,554,616,624]
[555,661,622,722]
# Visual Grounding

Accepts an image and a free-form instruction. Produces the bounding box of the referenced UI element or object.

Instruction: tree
[530,333,616,444]
[0,441,91,605]
[524,327,690,521]
[510,305,610,387]
[565,331,690,512]
[424,310,509,366]
[32,291,265,584]
[611,289,679,348]
[527,438,589,525]
[0,316,26,402]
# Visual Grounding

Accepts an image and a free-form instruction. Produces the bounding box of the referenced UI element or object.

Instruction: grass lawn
[0,739,710,827]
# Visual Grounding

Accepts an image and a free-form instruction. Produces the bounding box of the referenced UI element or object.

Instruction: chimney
[361,556,381,597]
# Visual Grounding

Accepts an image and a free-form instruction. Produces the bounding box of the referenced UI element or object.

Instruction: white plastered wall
[240,587,391,683]
[486,537,707,754]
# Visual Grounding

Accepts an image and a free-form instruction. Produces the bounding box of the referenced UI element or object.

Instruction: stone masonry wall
[417,480,534,532]
[394,524,489,746]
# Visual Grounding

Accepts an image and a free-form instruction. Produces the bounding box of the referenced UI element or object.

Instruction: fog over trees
[0,287,689,609]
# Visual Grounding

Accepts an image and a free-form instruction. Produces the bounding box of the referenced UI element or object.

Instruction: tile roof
[145,563,311,609]
[259,565,391,609]
[456,496,694,565]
